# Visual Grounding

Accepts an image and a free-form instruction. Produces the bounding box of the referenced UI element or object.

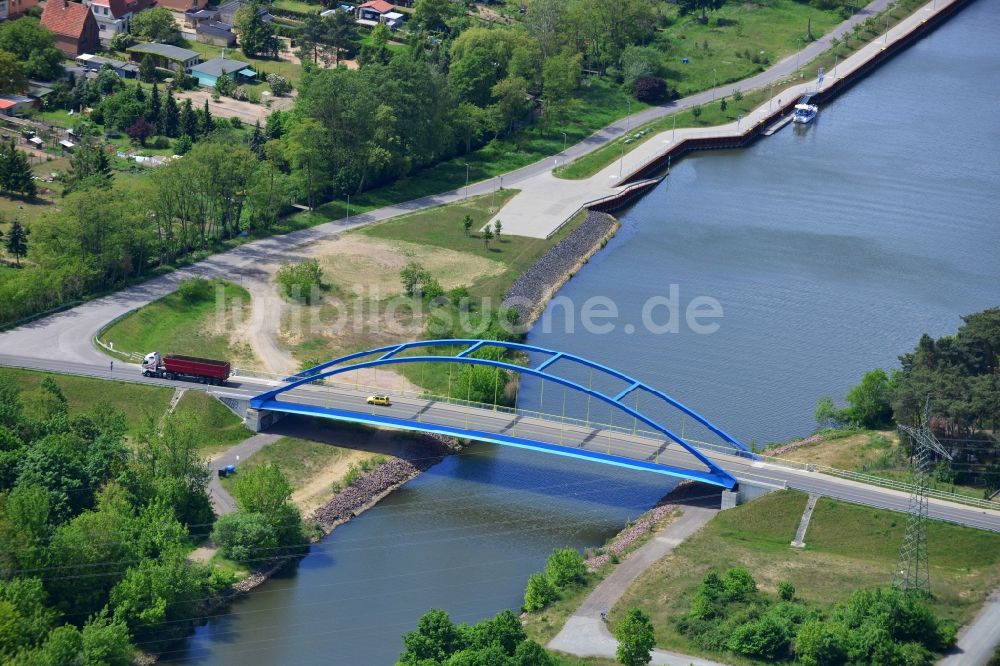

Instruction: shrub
[722,567,757,601]
[522,572,556,612]
[173,135,192,155]
[211,512,278,564]
[778,581,795,601]
[794,621,846,666]
[233,86,248,101]
[633,75,668,102]
[176,277,214,302]
[727,616,791,660]
[267,73,292,96]
[545,547,586,588]
[276,259,324,303]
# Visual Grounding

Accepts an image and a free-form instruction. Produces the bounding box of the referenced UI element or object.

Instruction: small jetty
[763,115,794,136]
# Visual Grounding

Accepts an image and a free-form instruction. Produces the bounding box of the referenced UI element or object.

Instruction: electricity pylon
[894,401,952,594]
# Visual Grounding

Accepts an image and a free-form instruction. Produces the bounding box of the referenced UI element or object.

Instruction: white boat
[792,103,818,124]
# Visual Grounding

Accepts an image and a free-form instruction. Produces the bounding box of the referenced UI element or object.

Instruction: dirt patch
[291,448,373,515]
[777,431,898,470]
[187,545,217,564]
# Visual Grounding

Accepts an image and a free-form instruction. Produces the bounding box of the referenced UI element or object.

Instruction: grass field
[172,390,251,455]
[361,189,568,302]
[98,280,253,363]
[657,0,850,96]
[0,367,173,437]
[611,491,1000,663]
[221,436,355,491]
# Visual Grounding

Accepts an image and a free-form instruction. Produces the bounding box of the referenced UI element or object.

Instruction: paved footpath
[938,588,1000,666]
[548,505,725,665]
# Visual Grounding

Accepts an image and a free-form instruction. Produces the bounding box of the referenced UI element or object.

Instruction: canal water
[175,2,999,664]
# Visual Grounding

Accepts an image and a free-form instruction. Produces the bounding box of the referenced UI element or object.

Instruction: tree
[201,99,214,135]
[160,87,179,137]
[0,141,37,198]
[400,260,431,298]
[180,98,198,139]
[493,219,502,242]
[522,572,556,612]
[513,640,554,666]
[358,23,392,67]
[778,581,795,601]
[463,214,473,237]
[282,117,329,210]
[615,608,655,666]
[64,136,111,192]
[844,368,896,428]
[131,7,179,43]
[4,219,27,267]
[148,82,161,129]
[81,610,134,666]
[794,621,845,666]
[412,0,461,33]
[722,567,757,601]
[400,609,465,664]
[634,75,668,103]
[126,117,155,146]
[234,1,279,58]
[109,557,215,642]
[0,18,64,81]
[138,54,157,83]
[0,51,27,95]
[545,547,586,588]
[692,106,703,121]
[231,463,303,548]
[677,0,725,23]
[541,52,581,123]
[482,226,493,250]
[727,616,791,660]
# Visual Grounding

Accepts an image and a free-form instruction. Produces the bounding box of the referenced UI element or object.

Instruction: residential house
[182,8,236,46]
[41,0,100,57]
[0,0,39,20]
[82,0,155,46]
[217,0,271,26]
[356,0,402,29]
[190,56,255,88]
[0,96,36,116]
[126,42,201,73]
[76,53,139,77]
[158,0,207,12]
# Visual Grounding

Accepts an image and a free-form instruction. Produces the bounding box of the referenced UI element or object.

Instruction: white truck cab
[142,352,162,376]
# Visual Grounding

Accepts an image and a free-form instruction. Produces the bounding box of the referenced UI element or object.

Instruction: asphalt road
[4,354,997,533]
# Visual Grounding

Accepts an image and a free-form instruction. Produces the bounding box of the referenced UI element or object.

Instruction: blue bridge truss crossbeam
[251,339,756,489]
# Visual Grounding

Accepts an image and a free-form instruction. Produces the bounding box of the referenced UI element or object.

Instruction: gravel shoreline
[503,210,619,326]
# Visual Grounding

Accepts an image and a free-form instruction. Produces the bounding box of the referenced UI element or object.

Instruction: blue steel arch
[251,339,755,489]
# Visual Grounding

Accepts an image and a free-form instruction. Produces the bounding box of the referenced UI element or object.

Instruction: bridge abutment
[245,408,285,432]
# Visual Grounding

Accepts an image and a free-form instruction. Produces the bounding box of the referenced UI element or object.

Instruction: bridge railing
[278,376,999,512]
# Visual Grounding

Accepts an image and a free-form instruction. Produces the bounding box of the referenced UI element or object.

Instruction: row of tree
[816,308,999,490]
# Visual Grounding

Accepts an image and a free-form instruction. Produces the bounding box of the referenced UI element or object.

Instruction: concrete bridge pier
[721,478,787,510]
[245,408,284,432]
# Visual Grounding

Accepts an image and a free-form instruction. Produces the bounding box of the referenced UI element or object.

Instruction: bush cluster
[398,608,552,666]
[276,259,325,303]
[522,547,587,612]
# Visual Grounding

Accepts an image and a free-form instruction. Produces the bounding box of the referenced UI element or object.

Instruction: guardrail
[84,343,998,511]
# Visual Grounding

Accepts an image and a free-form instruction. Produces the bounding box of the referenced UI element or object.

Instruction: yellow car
[366,394,392,407]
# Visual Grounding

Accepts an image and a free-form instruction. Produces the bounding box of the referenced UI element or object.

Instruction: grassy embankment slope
[99,280,256,367]
[775,429,989,500]
[606,490,1000,664]
[0,367,249,451]
[555,0,930,180]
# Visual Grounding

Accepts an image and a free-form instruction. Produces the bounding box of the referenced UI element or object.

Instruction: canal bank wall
[617,0,973,187]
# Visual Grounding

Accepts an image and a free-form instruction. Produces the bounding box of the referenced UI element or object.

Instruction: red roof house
[41,0,100,57]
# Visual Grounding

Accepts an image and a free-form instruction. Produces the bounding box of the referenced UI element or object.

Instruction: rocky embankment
[503,210,618,325]
[311,433,460,533]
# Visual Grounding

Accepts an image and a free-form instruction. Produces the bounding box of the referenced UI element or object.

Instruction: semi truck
[141,352,231,385]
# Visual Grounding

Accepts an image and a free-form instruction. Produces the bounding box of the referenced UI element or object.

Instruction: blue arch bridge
[249,339,757,489]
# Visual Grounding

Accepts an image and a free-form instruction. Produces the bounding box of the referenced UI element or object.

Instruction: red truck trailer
[141,352,231,385]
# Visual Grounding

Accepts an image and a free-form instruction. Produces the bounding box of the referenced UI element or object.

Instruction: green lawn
[271,0,321,14]
[554,87,771,180]
[0,367,173,437]
[611,491,1000,663]
[656,0,851,96]
[172,390,251,455]
[98,280,252,363]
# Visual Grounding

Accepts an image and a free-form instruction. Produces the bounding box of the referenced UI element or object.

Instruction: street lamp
[672,115,676,142]
[712,68,717,100]
[561,131,567,152]
[464,163,470,199]
[346,193,350,223]
[625,100,631,132]
[618,141,624,179]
